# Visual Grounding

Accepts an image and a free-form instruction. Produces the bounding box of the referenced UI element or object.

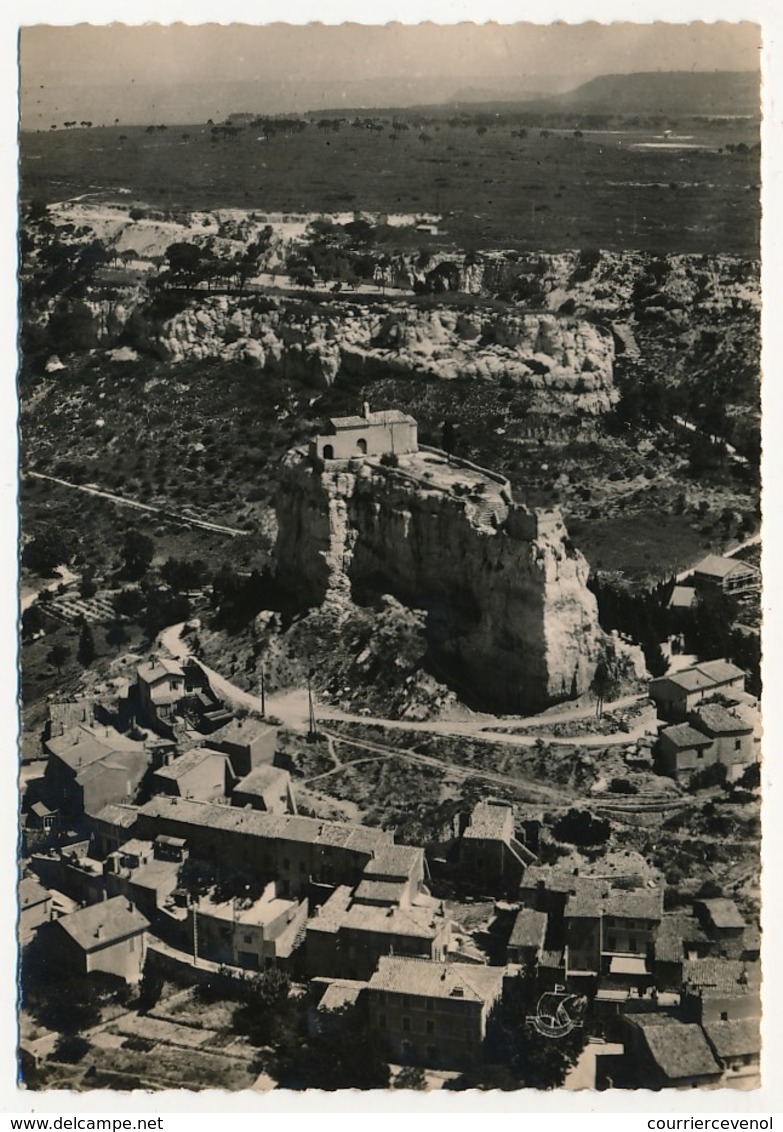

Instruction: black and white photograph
[13,13,772,1099]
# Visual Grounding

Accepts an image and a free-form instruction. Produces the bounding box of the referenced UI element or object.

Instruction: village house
[305,884,450,981]
[622,1014,722,1090]
[681,958,761,1025]
[688,705,757,782]
[152,746,236,802]
[30,840,106,907]
[457,800,536,894]
[89,803,139,857]
[658,723,715,780]
[690,554,760,597]
[135,796,393,899]
[103,836,185,920]
[701,1018,760,1087]
[648,660,746,722]
[231,764,297,815]
[366,955,505,1069]
[186,880,308,971]
[309,403,418,462]
[47,895,149,983]
[18,875,52,944]
[564,883,663,990]
[652,913,711,991]
[208,716,278,777]
[136,656,186,728]
[42,722,151,819]
[657,699,759,783]
[506,907,548,968]
[305,844,447,980]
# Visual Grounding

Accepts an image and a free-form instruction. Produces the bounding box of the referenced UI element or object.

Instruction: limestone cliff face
[275,449,604,713]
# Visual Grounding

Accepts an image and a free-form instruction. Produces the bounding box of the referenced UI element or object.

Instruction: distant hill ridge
[546,70,760,115]
[338,70,760,119]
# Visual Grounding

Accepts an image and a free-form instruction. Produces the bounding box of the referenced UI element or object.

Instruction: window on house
[243,933,252,944]
[378,1014,387,1029]
[402,1017,411,1033]
[426,1020,435,1035]
[401,995,410,1008]
[697,751,704,759]
[626,920,635,929]
[721,1011,729,1021]
[426,998,434,1011]
[735,739,742,750]
[629,938,637,953]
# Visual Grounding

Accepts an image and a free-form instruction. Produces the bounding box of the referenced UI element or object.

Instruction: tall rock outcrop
[274,448,605,714]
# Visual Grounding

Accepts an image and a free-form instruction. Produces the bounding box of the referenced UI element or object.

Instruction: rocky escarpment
[145,298,617,411]
[274,448,606,714]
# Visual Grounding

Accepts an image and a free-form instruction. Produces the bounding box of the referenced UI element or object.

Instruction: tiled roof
[660,723,713,749]
[317,979,366,1012]
[90,803,138,828]
[692,705,752,736]
[508,908,548,950]
[652,660,745,695]
[629,1015,721,1080]
[363,845,423,879]
[696,659,747,684]
[139,796,391,853]
[602,888,663,921]
[669,586,697,609]
[655,915,708,963]
[233,765,290,797]
[211,716,276,747]
[330,409,415,430]
[55,896,149,952]
[368,956,503,1003]
[464,801,513,840]
[697,898,747,932]
[702,1019,760,1060]
[19,876,50,909]
[154,747,229,781]
[682,958,761,997]
[564,882,662,921]
[137,656,185,684]
[693,555,757,581]
[342,902,444,939]
[307,886,353,933]
[352,879,409,906]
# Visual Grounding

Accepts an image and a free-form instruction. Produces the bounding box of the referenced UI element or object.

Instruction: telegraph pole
[307,667,317,741]
[260,664,266,717]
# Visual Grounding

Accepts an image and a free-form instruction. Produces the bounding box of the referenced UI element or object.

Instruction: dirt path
[27,471,245,537]
[315,729,573,803]
[157,622,652,749]
[20,564,79,613]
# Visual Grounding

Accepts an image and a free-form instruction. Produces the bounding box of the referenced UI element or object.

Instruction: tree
[46,643,70,674]
[21,529,69,576]
[21,605,45,641]
[277,1023,391,1090]
[77,622,97,666]
[121,528,155,581]
[79,568,98,600]
[449,975,586,1090]
[552,808,611,848]
[442,419,457,463]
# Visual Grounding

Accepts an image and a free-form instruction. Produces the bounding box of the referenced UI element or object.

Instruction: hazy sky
[22,21,760,87]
